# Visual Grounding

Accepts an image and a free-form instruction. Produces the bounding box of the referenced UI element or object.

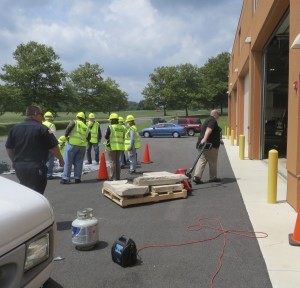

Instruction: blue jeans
[128,148,137,172]
[62,143,86,180]
[46,152,55,177]
[119,151,126,166]
[86,142,99,163]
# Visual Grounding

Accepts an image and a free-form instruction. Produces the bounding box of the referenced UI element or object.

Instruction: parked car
[169,117,202,136]
[139,123,187,138]
[0,176,56,288]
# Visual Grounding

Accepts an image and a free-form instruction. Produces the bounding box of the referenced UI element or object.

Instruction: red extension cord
[137,217,268,288]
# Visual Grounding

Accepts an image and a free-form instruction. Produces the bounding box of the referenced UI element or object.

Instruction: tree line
[0,41,229,116]
[140,52,229,115]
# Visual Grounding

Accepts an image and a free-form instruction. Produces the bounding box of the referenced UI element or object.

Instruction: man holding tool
[193,109,223,184]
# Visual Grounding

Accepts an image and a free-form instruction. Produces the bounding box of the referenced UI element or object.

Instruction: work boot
[193,176,203,185]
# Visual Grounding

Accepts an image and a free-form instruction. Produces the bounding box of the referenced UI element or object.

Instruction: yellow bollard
[230,129,235,146]
[226,127,230,139]
[268,149,278,204]
[239,135,245,160]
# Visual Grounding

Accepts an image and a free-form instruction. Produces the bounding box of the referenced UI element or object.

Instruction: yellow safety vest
[109,124,125,151]
[124,125,141,150]
[68,120,89,147]
[43,120,55,131]
[88,121,100,144]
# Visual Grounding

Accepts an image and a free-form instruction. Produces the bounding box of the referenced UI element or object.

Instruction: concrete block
[134,171,188,186]
[143,171,175,177]
[103,180,148,197]
[103,180,128,186]
[151,183,184,193]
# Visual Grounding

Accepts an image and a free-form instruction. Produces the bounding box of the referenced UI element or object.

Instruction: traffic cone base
[289,209,300,247]
[142,143,153,164]
[97,152,108,181]
[288,234,300,246]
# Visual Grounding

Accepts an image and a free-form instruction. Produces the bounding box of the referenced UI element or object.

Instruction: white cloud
[0,0,242,101]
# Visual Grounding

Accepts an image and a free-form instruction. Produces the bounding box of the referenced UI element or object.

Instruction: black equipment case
[111,235,137,267]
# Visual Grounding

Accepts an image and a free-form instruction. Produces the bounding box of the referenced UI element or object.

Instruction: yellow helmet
[44,111,53,118]
[118,116,124,123]
[58,135,66,143]
[89,113,95,119]
[76,112,85,119]
[126,115,135,122]
[109,113,119,120]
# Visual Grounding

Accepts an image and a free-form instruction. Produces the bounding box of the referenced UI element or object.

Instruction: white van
[0,176,56,288]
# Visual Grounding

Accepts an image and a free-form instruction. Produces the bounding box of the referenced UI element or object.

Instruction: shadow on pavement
[43,278,64,288]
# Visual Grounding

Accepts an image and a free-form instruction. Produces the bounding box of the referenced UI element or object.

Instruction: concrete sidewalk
[224,139,300,288]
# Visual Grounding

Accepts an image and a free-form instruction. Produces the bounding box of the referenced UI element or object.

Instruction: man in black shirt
[5,105,64,194]
[193,109,223,184]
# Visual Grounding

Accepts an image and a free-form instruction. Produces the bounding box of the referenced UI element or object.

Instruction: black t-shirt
[5,118,58,163]
[198,116,221,148]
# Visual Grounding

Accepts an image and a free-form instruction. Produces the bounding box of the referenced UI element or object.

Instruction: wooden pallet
[102,187,188,207]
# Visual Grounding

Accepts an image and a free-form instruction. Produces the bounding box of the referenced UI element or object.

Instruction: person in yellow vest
[43,111,56,179]
[104,113,125,180]
[58,135,67,156]
[61,112,90,184]
[118,116,127,168]
[124,115,141,174]
[86,113,102,164]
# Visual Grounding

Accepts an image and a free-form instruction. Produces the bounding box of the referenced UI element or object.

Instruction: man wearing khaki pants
[193,109,223,184]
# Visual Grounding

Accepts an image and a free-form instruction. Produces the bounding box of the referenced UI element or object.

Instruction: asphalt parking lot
[1,136,272,288]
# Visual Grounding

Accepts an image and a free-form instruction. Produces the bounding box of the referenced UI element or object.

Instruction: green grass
[0,110,191,122]
[0,109,227,123]
[0,110,228,136]
[217,116,228,134]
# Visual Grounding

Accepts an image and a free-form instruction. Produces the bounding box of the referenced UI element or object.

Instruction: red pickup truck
[169,117,202,136]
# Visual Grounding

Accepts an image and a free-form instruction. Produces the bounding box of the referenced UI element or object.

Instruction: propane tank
[71,208,99,250]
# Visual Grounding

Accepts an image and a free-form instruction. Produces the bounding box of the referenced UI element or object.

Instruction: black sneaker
[47,175,55,180]
[193,177,203,185]
[74,179,81,184]
[60,179,69,184]
[209,178,221,183]
[128,170,136,174]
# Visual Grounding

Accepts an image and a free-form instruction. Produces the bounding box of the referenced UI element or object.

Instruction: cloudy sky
[0,0,242,102]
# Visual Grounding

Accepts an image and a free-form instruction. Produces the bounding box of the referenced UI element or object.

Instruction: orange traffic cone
[142,143,153,164]
[97,152,108,181]
[289,209,300,246]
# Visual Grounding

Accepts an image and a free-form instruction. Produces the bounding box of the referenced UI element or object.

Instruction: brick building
[228,0,300,209]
